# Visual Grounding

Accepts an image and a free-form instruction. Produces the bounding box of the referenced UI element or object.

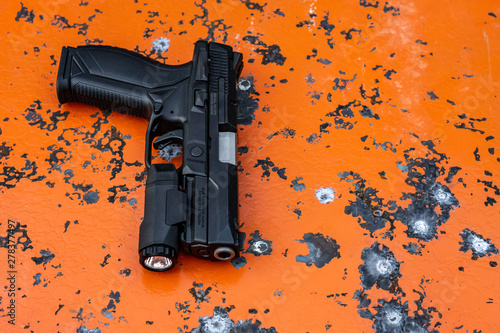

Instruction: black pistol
[56,41,244,271]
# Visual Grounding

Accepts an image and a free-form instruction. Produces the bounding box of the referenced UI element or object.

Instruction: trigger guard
[153,129,184,150]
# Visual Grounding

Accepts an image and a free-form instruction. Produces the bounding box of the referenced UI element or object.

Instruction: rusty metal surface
[1,0,499,332]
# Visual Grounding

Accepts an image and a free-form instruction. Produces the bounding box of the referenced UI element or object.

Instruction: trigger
[153,129,184,150]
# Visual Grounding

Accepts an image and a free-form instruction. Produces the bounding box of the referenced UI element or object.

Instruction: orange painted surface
[1,0,499,332]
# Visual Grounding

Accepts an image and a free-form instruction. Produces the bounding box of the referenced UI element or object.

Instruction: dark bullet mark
[397,181,459,241]
[319,12,335,35]
[359,242,402,291]
[51,15,89,36]
[256,44,286,65]
[0,220,33,251]
[341,28,362,41]
[357,291,441,333]
[189,282,212,303]
[453,113,486,134]
[101,291,120,319]
[108,185,130,204]
[360,0,379,8]
[239,0,266,12]
[445,166,462,183]
[427,91,439,100]
[0,142,12,159]
[83,190,99,204]
[384,69,397,80]
[237,75,260,125]
[485,196,497,206]
[85,38,104,45]
[306,133,320,144]
[306,48,317,60]
[50,54,57,65]
[340,171,397,234]
[326,293,348,307]
[320,122,331,134]
[326,100,379,130]
[231,256,247,269]
[246,230,273,256]
[101,300,116,319]
[308,91,321,101]
[474,147,481,161]
[238,146,249,155]
[403,242,425,256]
[296,233,340,268]
[109,291,120,303]
[359,86,382,108]
[267,128,296,140]
[459,228,499,259]
[333,74,357,90]
[33,273,41,286]
[100,254,111,267]
[274,8,285,17]
[31,249,55,266]
[383,2,400,16]
[188,1,232,43]
[243,35,287,65]
[77,325,102,333]
[343,140,460,242]
[15,2,35,23]
[291,177,306,192]
[401,205,438,241]
[477,177,500,206]
[189,306,277,333]
[0,155,46,189]
[296,13,316,29]
[373,299,407,331]
[254,157,287,180]
[55,304,64,315]
[370,138,397,152]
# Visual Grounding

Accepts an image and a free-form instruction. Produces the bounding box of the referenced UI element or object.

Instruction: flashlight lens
[139,245,177,272]
[144,256,173,271]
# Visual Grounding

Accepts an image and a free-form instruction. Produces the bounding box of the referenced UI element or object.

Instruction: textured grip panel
[73,83,147,118]
[57,45,193,119]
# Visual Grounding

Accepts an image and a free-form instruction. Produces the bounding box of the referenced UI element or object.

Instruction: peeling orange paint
[1,1,499,332]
